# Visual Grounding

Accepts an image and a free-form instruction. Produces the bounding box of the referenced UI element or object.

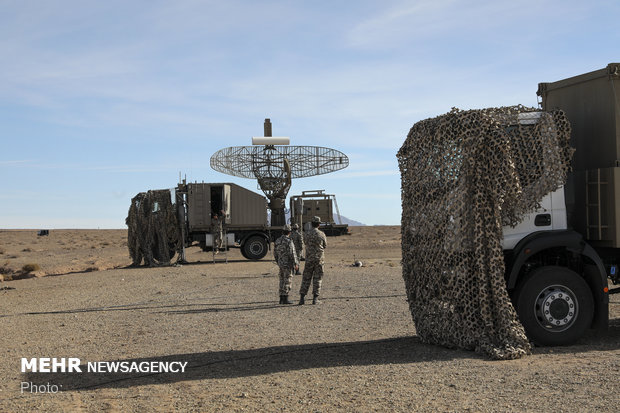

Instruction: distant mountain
[336,215,365,226]
[283,211,365,226]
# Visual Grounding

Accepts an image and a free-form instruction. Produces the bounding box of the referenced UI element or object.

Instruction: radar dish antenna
[210,118,349,226]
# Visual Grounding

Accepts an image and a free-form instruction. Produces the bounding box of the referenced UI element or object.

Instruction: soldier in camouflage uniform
[211,212,224,253]
[274,224,299,305]
[299,216,327,305]
[290,223,304,275]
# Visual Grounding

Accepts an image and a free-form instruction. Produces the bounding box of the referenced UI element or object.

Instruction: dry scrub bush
[0,262,13,278]
[22,263,40,273]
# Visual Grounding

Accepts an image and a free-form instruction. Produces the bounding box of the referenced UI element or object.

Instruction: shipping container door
[188,184,211,231]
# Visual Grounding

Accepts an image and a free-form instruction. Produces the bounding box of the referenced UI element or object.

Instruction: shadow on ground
[24,336,463,391]
[534,317,620,354]
[1,294,405,318]
[24,318,620,392]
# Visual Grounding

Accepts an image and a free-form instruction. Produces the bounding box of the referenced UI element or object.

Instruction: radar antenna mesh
[210,119,349,227]
[210,146,349,179]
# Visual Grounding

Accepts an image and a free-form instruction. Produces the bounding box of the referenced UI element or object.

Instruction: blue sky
[1,0,618,228]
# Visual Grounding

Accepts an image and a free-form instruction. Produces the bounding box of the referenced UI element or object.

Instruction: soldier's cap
[312,216,321,223]
[283,224,292,232]
[291,223,299,229]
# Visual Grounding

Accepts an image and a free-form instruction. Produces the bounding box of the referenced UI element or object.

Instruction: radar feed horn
[210,118,349,227]
[252,137,290,145]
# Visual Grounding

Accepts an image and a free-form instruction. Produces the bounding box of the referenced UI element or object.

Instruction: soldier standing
[211,210,225,253]
[298,216,327,305]
[274,225,299,305]
[290,223,304,275]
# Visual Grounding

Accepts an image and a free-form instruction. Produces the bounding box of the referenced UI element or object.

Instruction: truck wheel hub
[250,242,263,253]
[537,286,576,328]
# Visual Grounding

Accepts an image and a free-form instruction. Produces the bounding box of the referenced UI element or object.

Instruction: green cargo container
[538,63,620,247]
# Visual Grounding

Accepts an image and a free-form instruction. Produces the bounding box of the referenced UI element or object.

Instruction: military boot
[280,295,293,305]
[312,294,321,305]
[298,294,305,305]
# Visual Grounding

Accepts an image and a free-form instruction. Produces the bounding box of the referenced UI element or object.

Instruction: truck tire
[514,266,594,346]
[242,236,268,260]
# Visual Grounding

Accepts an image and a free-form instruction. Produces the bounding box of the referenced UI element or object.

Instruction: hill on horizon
[336,215,365,226]
[282,211,365,226]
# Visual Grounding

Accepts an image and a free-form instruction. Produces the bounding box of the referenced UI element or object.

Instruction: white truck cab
[496,106,611,347]
[501,187,567,250]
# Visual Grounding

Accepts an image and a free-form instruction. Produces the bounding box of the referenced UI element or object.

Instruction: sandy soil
[0,226,619,412]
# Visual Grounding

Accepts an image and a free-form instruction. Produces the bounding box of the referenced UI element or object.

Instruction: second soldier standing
[290,223,304,274]
[299,216,327,305]
[274,225,299,305]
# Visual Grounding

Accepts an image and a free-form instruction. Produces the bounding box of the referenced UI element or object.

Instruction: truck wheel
[514,266,594,346]
[242,236,268,260]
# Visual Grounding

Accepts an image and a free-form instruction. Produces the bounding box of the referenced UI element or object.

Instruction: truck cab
[499,65,620,346]
[501,187,567,251]
[500,185,610,346]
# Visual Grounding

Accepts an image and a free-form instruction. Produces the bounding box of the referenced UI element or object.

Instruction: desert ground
[0,226,619,412]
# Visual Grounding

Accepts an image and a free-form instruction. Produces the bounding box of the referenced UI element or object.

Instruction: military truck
[128,180,288,264]
[502,64,620,345]
[289,190,349,236]
[129,181,355,262]
[173,181,285,260]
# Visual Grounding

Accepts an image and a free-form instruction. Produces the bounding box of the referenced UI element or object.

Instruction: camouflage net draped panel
[397,106,572,359]
[126,190,181,266]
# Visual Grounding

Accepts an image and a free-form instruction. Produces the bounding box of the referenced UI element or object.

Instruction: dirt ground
[1,226,619,412]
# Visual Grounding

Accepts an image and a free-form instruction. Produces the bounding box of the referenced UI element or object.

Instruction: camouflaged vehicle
[503,64,620,345]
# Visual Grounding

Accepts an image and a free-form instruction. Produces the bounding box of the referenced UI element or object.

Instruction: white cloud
[1,1,539,151]
[344,0,592,50]
[346,0,457,48]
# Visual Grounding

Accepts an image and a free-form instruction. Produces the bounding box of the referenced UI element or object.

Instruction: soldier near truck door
[211,211,224,252]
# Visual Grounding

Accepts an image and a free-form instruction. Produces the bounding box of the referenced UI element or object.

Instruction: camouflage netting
[126,190,181,266]
[397,106,572,359]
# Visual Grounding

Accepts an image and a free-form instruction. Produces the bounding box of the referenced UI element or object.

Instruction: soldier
[211,210,225,253]
[298,216,327,305]
[274,224,299,305]
[290,223,304,275]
